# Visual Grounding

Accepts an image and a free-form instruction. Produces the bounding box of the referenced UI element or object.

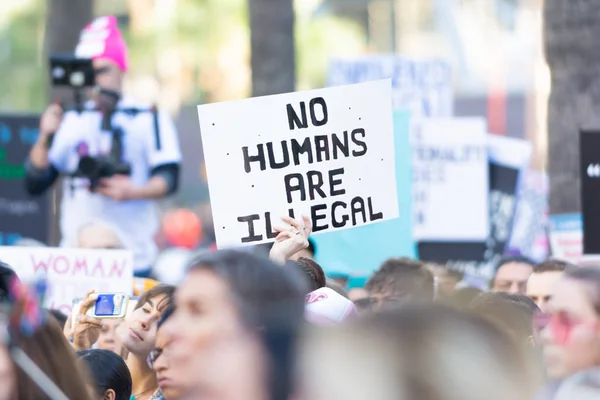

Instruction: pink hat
[75,16,128,72]
[305,288,358,325]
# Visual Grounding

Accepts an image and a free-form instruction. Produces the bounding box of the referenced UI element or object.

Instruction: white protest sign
[198,80,398,249]
[328,56,453,118]
[0,246,133,315]
[413,118,488,241]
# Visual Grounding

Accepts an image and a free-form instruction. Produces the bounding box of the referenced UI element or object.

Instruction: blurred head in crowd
[470,292,539,347]
[326,279,349,299]
[47,308,68,330]
[431,266,464,299]
[446,287,483,309]
[527,259,570,313]
[165,250,306,400]
[120,284,175,358]
[348,287,369,303]
[1,314,94,400]
[75,16,128,93]
[365,258,434,309]
[290,237,316,261]
[540,267,600,380]
[149,305,185,399]
[0,262,18,304]
[299,304,536,400]
[78,349,132,400]
[77,220,125,250]
[492,256,535,295]
[97,319,124,354]
[288,257,326,293]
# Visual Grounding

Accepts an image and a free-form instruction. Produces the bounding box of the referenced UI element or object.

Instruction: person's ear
[104,389,116,400]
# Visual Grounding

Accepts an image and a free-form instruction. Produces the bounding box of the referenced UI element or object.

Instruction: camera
[76,155,132,190]
[49,54,95,89]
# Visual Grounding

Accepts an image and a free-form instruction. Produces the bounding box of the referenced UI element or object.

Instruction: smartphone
[88,293,129,319]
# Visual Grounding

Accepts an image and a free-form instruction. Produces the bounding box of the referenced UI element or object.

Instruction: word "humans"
[242,130,367,173]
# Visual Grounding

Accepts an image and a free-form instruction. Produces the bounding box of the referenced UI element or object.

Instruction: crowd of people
[1,215,600,400]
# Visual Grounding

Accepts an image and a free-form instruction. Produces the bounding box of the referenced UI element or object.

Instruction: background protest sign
[413,118,488,241]
[328,56,453,118]
[313,111,415,277]
[0,246,134,314]
[0,115,51,246]
[419,134,532,283]
[198,80,399,249]
[548,213,583,264]
[507,170,549,262]
[580,130,600,254]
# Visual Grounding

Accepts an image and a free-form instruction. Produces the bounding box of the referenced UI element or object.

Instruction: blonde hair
[299,304,538,400]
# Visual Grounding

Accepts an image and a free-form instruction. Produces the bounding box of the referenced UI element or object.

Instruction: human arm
[96,163,179,201]
[24,104,64,195]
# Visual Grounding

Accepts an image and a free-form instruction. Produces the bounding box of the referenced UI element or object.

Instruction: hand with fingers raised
[72,290,103,351]
[269,215,313,264]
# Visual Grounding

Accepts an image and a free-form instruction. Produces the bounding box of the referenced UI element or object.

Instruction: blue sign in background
[0,114,49,246]
[313,111,415,284]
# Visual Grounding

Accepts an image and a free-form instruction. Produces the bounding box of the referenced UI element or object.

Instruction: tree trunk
[44,0,94,246]
[45,0,94,54]
[544,0,600,213]
[248,0,296,97]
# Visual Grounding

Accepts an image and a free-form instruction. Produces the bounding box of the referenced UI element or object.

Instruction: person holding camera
[25,16,181,277]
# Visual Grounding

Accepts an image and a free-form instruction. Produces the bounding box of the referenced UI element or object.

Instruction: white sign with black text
[413,118,488,241]
[198,80,399,249]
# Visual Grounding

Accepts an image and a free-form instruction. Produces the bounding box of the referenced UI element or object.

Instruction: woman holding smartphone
[71,284,175,400]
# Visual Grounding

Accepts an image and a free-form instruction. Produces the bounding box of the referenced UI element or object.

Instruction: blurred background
[0,0,551,274]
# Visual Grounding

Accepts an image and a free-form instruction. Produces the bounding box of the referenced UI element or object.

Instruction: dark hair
[306,238,316,256]
[188,250,306,330]
[533,258,572,274]
[326,279,349,298]
[157,304,176,329]
[47,309,68,330]
[0,261,18,303]
[288,257,326,292]
[14,317,94,400]
[136,283,175,313]
[78,349,132,400]
[366,258,434,302]
[470,292,539,343]
[564,267,600,315]
[188,250,307,400]
[495,256,535,275]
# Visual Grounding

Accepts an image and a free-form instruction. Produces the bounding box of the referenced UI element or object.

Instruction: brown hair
[533,258,572,274]
[135,283,175,313]
[294,257,326,292]
[366,258,434,301]
[13,314,94,400]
